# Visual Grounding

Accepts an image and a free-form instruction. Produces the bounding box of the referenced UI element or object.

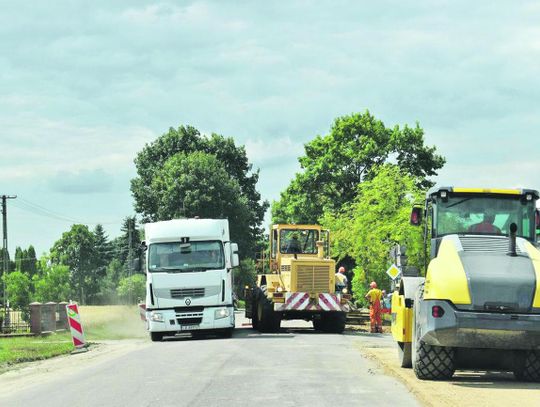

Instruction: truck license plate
[180,325,199,331]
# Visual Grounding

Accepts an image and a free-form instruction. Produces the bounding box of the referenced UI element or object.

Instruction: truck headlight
[342,288,348,294]
[150,312,164,322]
[214,308,231,319]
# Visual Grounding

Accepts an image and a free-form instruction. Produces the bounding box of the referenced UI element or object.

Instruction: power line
[11,197,121,226]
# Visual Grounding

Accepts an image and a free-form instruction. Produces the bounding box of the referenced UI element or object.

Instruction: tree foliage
[3,271,31,310]
[33,263,71,303]
[50,224,99,304]
[130,125,268,258]
[273,111,445,224]
[321,165,424,302]
[150,152,255,255]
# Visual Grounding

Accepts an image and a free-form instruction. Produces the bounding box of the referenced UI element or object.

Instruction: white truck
[142,218,239,341]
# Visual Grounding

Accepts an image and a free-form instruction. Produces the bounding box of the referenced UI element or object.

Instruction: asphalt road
[0,313,419,407]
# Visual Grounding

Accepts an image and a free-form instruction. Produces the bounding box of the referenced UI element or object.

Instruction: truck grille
[170,288,205,299]
[177,317,202,325]
[296,265,330,293]
[459,236,523,255]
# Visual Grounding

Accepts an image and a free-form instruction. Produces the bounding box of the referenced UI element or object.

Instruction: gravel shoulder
[350,327,540,407]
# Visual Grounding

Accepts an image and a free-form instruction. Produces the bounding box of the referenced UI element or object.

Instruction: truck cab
[143,219,239,341]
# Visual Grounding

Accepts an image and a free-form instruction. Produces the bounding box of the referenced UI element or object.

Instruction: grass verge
[0,333,73,372]
[0,305,147,372]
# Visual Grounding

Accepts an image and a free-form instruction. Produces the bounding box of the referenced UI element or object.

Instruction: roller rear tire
[514,351,540,382]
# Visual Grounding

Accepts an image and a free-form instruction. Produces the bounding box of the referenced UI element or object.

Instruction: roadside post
[66,303,87,353]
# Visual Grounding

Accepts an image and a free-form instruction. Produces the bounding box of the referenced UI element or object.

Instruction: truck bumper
[420,300,540,350]
[273,292,350,312]
[146,306,234,334]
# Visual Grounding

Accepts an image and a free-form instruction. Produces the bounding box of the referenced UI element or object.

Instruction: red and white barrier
[139,303,147,321]
[318,293,342,311]
[66,303,86,349]
[274,292,349,312]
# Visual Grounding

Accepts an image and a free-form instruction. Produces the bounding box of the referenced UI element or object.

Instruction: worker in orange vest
[365,281,383,333]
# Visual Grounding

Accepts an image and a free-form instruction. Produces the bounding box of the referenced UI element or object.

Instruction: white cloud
[0,117,156,180]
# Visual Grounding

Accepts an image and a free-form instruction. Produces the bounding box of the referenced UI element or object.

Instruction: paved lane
[0,313,419,407]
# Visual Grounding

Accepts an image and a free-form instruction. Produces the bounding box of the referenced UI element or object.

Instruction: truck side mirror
[231,243,240,268]
[536,209,540,230]
[410,206,423,226]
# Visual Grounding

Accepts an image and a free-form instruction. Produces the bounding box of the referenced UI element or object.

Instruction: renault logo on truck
[185,298,192,306]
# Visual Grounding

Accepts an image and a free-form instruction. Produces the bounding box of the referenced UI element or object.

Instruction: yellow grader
[245,224,350,333]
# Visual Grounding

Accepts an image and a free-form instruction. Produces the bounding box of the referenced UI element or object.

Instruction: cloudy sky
[1,1,539,255]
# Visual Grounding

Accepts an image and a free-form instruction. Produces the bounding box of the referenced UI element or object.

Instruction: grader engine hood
[424,235,540,313]
[287,258,335,294]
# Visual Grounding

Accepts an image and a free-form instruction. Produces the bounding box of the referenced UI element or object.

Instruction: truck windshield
[280,229,319,254]
[148,241,224,272]
[435,195,536,240]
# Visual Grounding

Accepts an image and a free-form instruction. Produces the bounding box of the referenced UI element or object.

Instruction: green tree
[130,125,268,258]
[321,165,424,303]
[150,152,254,255]
[33,263,71,303]
[4,271,31,310]
[110,216,141,278]
[117,274,146,304]
[50,224,98,304]
[93,224,113,271]
[14,247,24,272]
[273,111,445,223]
[24,245,38,278]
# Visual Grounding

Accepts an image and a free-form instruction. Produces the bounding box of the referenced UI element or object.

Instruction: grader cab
[246,224,350,333]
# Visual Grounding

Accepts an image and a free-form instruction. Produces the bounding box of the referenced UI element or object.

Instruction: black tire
[150,331,164,342]
[313,318,323,331]
[250,293,259,330]
[257,286,281,333]
[514,351,540,382]
[398,341,412,368]
[412,285,455,380]
[321,312,346,334]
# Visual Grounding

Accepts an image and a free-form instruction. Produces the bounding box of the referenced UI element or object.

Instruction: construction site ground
[346,320,540,407]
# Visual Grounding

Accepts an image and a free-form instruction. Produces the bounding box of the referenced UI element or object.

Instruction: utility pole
[1,195,17,329]
[128,219,133,305]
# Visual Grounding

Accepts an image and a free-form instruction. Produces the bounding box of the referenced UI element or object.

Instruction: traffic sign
[66,303,86,349]
[386,263,401,280]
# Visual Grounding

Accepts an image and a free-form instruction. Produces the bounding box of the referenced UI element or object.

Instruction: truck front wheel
[150,332,164,342]
[257,286,281,333]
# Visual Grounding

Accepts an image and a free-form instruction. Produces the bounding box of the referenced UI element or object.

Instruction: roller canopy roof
[426,187,540,200]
